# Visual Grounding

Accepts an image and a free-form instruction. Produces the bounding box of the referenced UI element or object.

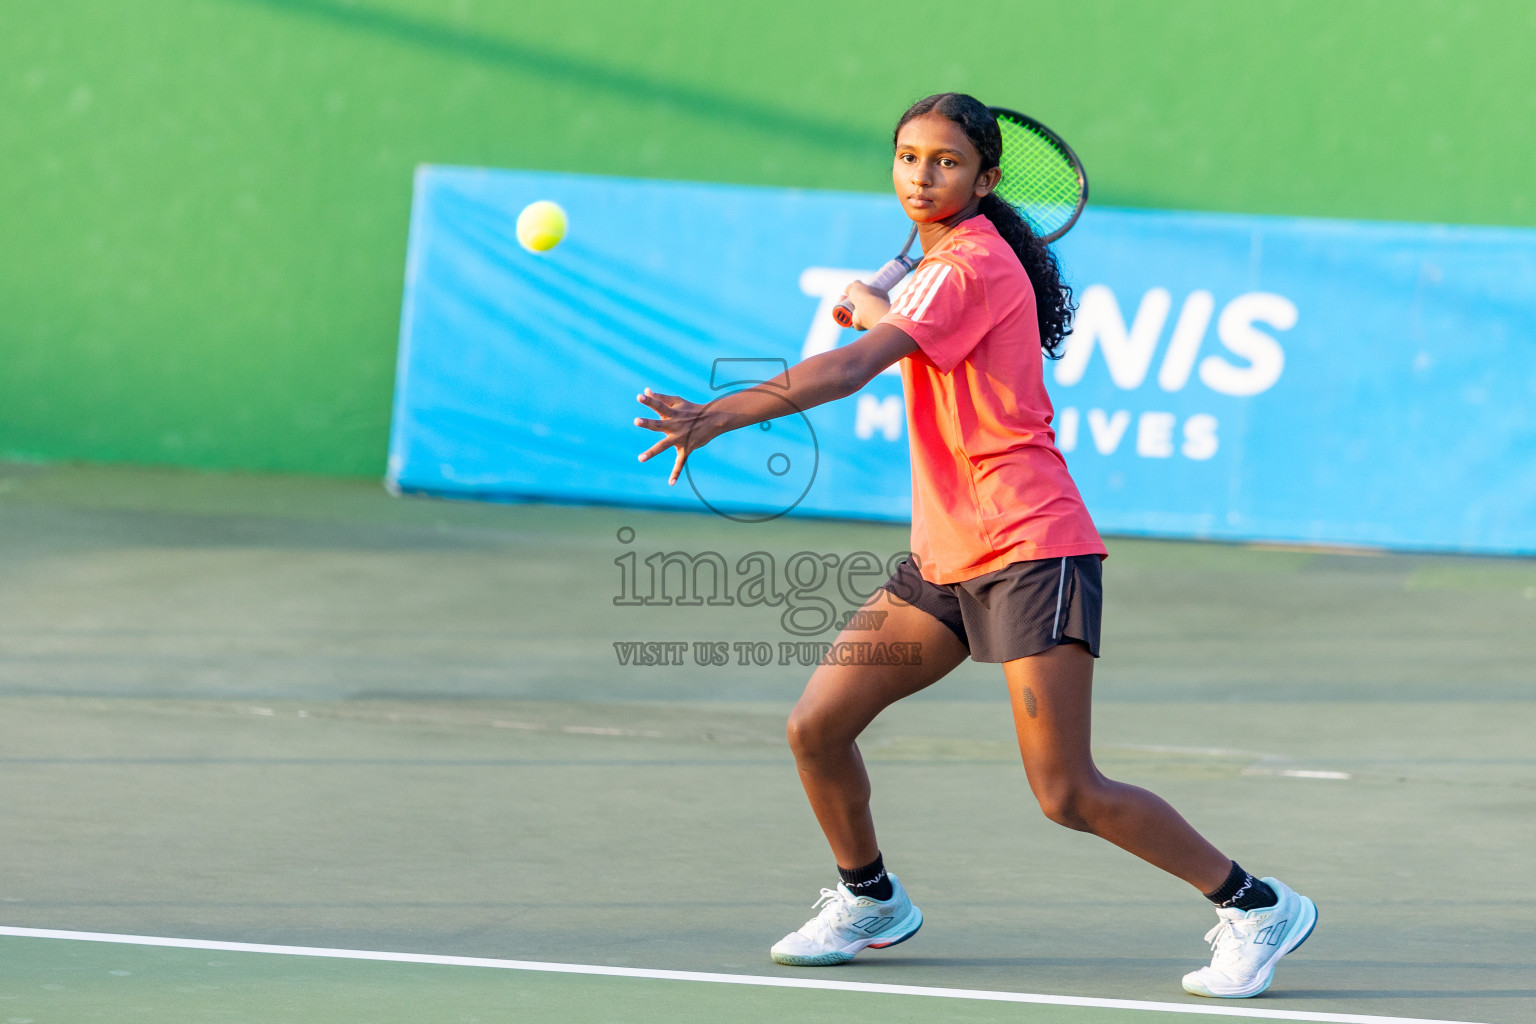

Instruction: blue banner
[389,166,1536,554]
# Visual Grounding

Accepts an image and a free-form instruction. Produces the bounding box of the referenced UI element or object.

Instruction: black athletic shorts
[878,554,1103,663]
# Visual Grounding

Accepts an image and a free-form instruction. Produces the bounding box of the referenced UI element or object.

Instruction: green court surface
[0,934,1370,1024]
[1,462,1532,1023]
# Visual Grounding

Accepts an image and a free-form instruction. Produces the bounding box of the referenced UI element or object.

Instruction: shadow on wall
[231,0,888,156]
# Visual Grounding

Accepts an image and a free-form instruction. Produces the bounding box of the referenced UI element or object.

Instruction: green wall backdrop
[2,0,1533,476]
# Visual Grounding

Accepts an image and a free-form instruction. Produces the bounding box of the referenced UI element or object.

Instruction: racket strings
[993,116,1083,239]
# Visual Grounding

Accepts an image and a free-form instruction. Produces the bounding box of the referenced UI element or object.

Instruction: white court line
[1242,768,1353,780]
[0,926,1484,1024]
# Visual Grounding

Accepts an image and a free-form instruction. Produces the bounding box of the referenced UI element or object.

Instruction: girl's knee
[786,705,850,759]
[1034,777,1108,833]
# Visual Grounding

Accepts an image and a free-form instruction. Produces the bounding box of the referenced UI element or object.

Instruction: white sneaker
[770,874,923,966]
[1182,877,1318,998]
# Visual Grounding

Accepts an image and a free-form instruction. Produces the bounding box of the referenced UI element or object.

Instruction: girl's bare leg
[1004,644,1232,893]
[786,596,970,869]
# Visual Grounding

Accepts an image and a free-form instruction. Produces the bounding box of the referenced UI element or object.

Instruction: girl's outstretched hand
[635,388,714,486]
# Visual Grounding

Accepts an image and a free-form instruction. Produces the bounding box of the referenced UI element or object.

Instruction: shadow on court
[0,463,1532,1023]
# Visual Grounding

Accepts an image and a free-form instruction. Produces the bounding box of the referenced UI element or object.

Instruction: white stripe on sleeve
[905,264,951,322]
[889,265,935,319]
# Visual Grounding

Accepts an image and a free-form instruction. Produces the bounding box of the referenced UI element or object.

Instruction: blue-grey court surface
[0,463,1532,1023]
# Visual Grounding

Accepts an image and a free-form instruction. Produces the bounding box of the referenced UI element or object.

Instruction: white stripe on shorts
[1051,557,1067,639]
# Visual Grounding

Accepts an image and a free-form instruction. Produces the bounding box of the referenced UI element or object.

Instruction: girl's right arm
[634,315,915,486]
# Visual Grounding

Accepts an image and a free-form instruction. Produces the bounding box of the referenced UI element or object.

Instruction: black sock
[1204,861,1277,911]
[838,852,894,902]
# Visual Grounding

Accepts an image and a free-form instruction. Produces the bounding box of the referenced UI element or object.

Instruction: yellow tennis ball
[516,200,567,252]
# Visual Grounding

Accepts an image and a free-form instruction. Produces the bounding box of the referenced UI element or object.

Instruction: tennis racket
[830,107,1088,327]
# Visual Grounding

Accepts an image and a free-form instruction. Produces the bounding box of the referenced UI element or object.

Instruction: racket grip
[830,254,918,327]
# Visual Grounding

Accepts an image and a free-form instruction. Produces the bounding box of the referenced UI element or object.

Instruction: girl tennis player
[634,92,1315,999]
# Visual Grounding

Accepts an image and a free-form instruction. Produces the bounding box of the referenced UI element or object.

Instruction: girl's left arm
[635,317,916,485]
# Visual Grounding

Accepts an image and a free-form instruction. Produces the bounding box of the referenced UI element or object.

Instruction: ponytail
[976,192,1075,359]
[895,93,1077,358]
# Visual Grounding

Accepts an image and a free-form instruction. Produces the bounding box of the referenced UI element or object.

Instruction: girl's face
[892,113,1000,223]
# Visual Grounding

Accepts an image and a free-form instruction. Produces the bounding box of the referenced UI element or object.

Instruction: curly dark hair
[895,93,1076,358]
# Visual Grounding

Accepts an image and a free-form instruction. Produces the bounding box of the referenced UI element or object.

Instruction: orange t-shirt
[880,214,1106,584]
